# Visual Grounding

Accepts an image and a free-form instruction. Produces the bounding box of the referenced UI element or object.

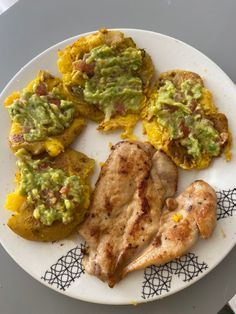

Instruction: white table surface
[0,0,236,313]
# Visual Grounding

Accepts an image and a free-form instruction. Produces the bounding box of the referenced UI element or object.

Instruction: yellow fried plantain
[5,70,86,157]
[58,29,156,138]
[143,70,231,169]
[6,149,95,242]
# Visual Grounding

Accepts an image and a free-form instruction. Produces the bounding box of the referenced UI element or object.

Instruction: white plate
[0,29,236,305]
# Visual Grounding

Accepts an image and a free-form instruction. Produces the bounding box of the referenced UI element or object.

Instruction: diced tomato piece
[35,82,48,96]
[73,60,95,75]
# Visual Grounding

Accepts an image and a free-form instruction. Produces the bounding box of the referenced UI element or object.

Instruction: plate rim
[0,28,235,305]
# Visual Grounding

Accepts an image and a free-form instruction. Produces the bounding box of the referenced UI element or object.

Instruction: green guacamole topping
[151,79,220,158]
[77,44,144,120]
[8,84,75,142]
[16,149,84,226]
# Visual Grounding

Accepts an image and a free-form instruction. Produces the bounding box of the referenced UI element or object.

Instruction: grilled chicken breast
[79,141,178,287]
[122,180,216,278]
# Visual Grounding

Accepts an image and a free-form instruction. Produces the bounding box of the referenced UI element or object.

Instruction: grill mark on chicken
[105,242,114,259]
[118,156,128,175]
[153,235,162,247]
[90,227,100,238]
[138,176,150,214]
[79,141,178,287]
[104,196,112,212]
[122,180,216,278]
[129,178,150,237]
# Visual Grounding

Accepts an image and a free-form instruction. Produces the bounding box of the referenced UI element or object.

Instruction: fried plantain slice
[58,29,155,138]
[5,149,95,242]
[143,70,231,169]
[4,70,86,156]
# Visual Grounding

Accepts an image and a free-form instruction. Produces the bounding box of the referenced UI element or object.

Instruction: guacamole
[8,83,75,142]
[74,44,144,120]
[150,79,221,158]
[16,149,84,226]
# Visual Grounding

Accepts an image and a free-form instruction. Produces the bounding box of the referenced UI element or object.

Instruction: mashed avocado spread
[16,149,84,226]
[75,45,144,120]
[150,79,221,158]
[8,84,75,142]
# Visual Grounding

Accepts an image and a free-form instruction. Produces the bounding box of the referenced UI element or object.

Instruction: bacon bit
[38,162,50,170]
[162,104,178,113]
[41,189,49,197]
[173,92,183,102]
[54,191,61,200]
[73,60,95,75]
[48,97,61,106]
[10,134,24,143]
[194,109,202,115]
[23,127,31,133]
[187,90,193,96]
[60,186,69,194]
[179,120,190,137]
[188,99,198,112]
[183,154,192,166]
[114,102,125,115]
[35,82,48,96]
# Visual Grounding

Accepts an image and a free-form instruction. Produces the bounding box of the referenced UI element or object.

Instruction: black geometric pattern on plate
[142,252,208,299]
[216,188,236,220]
[41,243,85,291]
[41,189,235,293]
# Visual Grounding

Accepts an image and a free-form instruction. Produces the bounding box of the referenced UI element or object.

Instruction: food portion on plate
[79,140,178,287]
[5,70,86,156]
[79,140,217,287]
[143,70,231,169]
[58,29,155,138]
[5,148,95,241]
[1,29,233,296]
[122,180,216,278]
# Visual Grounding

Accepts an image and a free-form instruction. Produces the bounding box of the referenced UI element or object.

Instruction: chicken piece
[122,180,216,278]
[79,141,178,287]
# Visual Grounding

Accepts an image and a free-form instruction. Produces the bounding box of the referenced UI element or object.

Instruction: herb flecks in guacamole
[74,44,144,120]
[8,83,75,142]
[16,149,84,226]
[150,79,221,159]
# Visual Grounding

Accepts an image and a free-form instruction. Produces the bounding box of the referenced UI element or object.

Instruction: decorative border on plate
[41,243,85,291]
[142,252,208,299]
[216,188,236,220]
[41,188,236,295]
[141,188,236,299]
